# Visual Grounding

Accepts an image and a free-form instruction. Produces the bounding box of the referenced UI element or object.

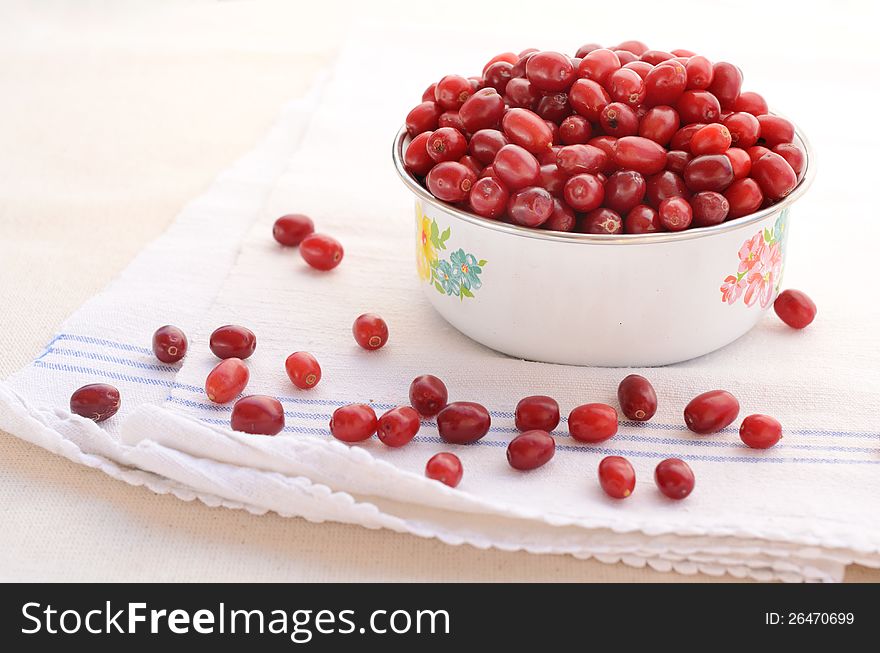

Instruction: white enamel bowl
[392,127,814,366]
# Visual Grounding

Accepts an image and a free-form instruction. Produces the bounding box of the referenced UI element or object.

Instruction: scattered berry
[425,452,463,487]
[655,458,695,500]
[285,352,321,390]
[152,325,188,364]
[773,289,817,329]
[231,395,284,436]
[70,384,120,422]
[598,456,636,498]
[352,313,389,350]
[210,325,256,360]
[507,430,556,470]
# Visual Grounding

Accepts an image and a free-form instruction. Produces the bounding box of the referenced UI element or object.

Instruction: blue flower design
[434,259,461,296]
[774,210,788,248]
[449,248,482,291]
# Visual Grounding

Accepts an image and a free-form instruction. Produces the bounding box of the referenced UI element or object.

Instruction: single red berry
[624,204,661,233]
[231,395,284,436]
[507,430,556,470]
[515,395,560,432]
[405,101,440,137]
[751,152,797,200]
[733,91,768,116]
[569,403,618,443]
[724,147,751,179]
[684,154,735,192]
[772,143,805,178]
[577,48,621,84]
[438,111,465,132]
[756,115,795,147]
[615,40,649,56]
[708,62,742,109]
[492,144,540,191]
[665,150,692,175]
[563,174,605,212]
[684,390,740,434]
[210,325,256,360]
[722,112,760,148]
[654,458,695,500]
[285,351,321,390]
[685,56,713,89]
[273,214,315,247]
[409,374,448,417]
[690,191,730,227]
[503,77,540,110]
[543,198,577,232]
[606,67,646,106]
[459,88,505,133]
[773,289,817,329]
[377,406,421,447]
[645,170,690,208]
[559,115,592,144]
[690,123,732,155]
[638,105,680,146]
[658,196,693,231]
[604,170,647,214]
[568,78,611,121]
[641,49,674,65]
[613,136,667,175]
[300,233,344,271]
[469,129,509,165]
[502,108,553,154]
[435,74,472,110]
[526,51,576,92]
[427,127,468,163]
[676,90,721,124]
[469,177,509,219]
[425,452,463,488]
[404,131,434,177]
[724,178,764,218]
[352,313,388,351]
[330,403,377,442]
[508,186,553,227]
[746,145,772,164]
[437,401,491,444]
[152,325,188,364]
[599,102,640,137]
[482,61,514,94]
[70,383,120,422]
[421,83,437,102]
[644,60,688,106]
[739,414,782,449]
[556,144,608,177]
[482,52,518,75]
[598,456,636,499]
[579,207,623,234]
[613,49,638,65]
[205,358,249,404]
[617,374,657,421]
[622,60,653,79]
[426,161,476,203]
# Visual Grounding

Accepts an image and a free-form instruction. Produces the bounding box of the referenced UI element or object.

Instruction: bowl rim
[392,120,814,245]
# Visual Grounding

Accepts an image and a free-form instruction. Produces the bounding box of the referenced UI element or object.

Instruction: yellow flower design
[416,203,436,281]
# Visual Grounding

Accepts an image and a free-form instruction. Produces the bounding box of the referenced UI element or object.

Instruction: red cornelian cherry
[425,452,463,488]
[724,147,751,179]
[483,52,518,75]
[604,170,646,214]
[404,131,435,177]
[623,60,652,79]
[756,115,794,147]
[644,60,688,106]
[746,145,772,164]
[733,91,768,115]
[405,101,440,137]
[641,49,673,65]
[690,191,729,227]
[438,111,465,131]
[669,123,705,153]
[568,403,618,443]
[503,77,539,110]
[569,79,610,121]
[459,88,505,133]
[483,62,514,94]
[507,430,556,471]
[646,170,689,208]
[543,198,576,231]
[724,178,763,218]
[437,401,491,444]
[426,161,476,202]
[685,55,713,89]
[599,102,639,137]
[774,289,817,329]
[684,389,740,434]
[409,374,448,417]
[152,325,188,364]
[613,136,667,175]
[427,127,468,163]
[773,143,805,178]
[577,48,620,84]
[285,351,321,390]
[639,105,680,146]
[515,395,560,432]
[556,144,608,176]
[300,233,344,271]
[658,196,693,231]
[377,406,421,448]
[739,414,782,449]
[617,374,657,421]
[352,313,389,351]
[708,62,742,109]
[598,456,636,499]
[210,325,256,360]
[493,144,540,191]
[665,150,692,174]
[676,90,721,124]
[607,68,646,106]
[654,458,695,500]
[470,177,509,219]
[563,174,604,212]
[539,164,567,196]
[330,403,377,442]
[537,94,571,124]
[469,129,509,165]
[580,208,623,234]
[231,395,285,436]
[615,40,648,56]
[559,115,592,144]
[508,186,553,227]
[502,108,553,154]
[525,51,575,92]
[205,358,249,404]
[684,154,734,192]
[272,214,315,247]
[624,204,661,233]
[690,123,732,155]
[722,112,760,148]
[70,383,120,422]
[435,74,472,110]
[751,152,797,200]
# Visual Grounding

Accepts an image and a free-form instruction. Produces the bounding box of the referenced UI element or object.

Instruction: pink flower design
[742,243,782,308]
[737,232,766,275]
[720,275,745,304]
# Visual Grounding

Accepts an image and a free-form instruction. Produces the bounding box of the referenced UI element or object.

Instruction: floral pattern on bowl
[416,203,486,300]
[720,209,789,308]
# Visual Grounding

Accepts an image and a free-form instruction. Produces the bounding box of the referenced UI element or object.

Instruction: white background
[1,0,877,581]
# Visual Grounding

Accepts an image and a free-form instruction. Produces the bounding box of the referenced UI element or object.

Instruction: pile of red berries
[403,41,805,233]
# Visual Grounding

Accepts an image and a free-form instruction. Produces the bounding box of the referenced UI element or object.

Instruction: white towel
[2,32,878,583]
